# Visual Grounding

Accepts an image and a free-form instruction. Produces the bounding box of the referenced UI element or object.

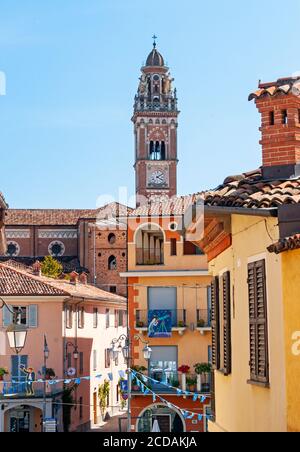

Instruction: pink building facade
[0,263,127,432]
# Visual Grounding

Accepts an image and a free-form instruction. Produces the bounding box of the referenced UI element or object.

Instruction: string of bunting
[131,371,212,421]
[132,370,208,400]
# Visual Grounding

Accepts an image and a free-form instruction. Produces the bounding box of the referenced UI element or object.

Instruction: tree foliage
[41,256,63,278]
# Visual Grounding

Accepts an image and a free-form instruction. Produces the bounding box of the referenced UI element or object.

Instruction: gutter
[203,205,278,218]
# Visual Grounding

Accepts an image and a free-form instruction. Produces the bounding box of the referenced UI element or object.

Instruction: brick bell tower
[133,37,179,207]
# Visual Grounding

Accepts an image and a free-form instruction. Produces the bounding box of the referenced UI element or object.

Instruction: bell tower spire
[133,39,179,207]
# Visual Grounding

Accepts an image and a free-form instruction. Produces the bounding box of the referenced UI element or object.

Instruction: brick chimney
[32,260,42,276]
[251,77,300,179]
[69,271,79,285]
[79,272,88,285]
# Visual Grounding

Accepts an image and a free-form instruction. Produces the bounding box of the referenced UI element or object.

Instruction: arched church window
[6,241,20,257]
[108,256,117,271]
[48,241,65,257]
[108,233,116,245]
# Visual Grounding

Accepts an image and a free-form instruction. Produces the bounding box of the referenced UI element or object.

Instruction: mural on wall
[20,365,36,396]
[148,310,172,338]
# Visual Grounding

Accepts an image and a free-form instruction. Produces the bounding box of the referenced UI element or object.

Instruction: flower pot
[0,375,3,381]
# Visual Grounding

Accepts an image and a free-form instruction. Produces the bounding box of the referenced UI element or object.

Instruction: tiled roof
[248,76,300,101]
[5,203,132,226]
[0,263,67,296]
[205,169,300,209]
[0,257,89,274]
[0,262,127,303]
[130,193,204,217]
[268,235,300,254]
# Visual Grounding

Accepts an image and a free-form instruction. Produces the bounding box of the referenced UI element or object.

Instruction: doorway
[9,408,30,433]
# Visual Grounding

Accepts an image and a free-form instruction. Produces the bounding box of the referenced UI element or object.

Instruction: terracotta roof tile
[205,169,300,209]
[130,193,205,217]
[248,77,300,101]
[0,263,67,296]
[0,262,126,303]
[5,203,132,226]
[268,234,300,254]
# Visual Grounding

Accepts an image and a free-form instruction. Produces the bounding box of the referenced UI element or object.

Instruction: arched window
[108,233,116,245]
[108,256,117,270]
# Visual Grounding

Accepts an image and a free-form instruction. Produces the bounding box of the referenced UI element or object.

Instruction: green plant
[136,321,145,328]
[186,377,197,387]
[118,379,127,410]
[197,319,206,328]
[45,368,56,380]
[98,380,110,419]
[62,385,76,433]
[0,367,9,378]
[194,363,212,375]
[171,378,180,388]
[41,256,63,279]
[178,321,185,328]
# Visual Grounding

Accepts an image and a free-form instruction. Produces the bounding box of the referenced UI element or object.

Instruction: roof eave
[203,205,278,218]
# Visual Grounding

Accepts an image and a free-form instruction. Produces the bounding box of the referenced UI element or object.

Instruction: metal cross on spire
[152,34,158,48]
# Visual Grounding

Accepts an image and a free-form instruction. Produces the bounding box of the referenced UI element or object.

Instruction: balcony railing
[136,309,187,329]
[132,371,211,395]
[136,248,164,266]
[196,309,212,329]
[0,380,64,399]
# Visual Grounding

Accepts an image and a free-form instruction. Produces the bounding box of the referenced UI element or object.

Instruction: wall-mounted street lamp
[65,342,79,361]
[109,334,152,433]
[0,296,28,354]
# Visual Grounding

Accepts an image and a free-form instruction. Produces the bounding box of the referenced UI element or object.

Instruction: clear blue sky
[1,0,300,208]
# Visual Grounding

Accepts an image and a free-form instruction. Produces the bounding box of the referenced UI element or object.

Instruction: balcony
[196,309,212,335]
[136,247,164,266]
[0,380,64,400]
[136,309,187,335]
[131,371,211,395]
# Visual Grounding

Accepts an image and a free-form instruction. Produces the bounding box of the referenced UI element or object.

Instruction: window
[110,286,117,294]
[118,310,125,327]
[48,240,65,257]
[93,308,98,329]
[105,309,110,329]
[105,349,111,369]
[148,287,177,326]
[6,241,20,257]
[108,256,117,270]
[183,240,204,255]
[170,238,177,256]
[149,346,178,384]
[93,350,97,372]
[65,305,73,329]
[247,260,269,386]
[3,305,38,328]
[79,352,84,375]
[79,397,83,420]
[149,141,166,161]
[114,310,119,328]
[108,233,116,245]
[78,307,85,329]
[282,109,288,125]
[269,111,275,126]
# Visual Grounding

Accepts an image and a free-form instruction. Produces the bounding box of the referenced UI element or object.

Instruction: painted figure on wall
[20,365,36,396]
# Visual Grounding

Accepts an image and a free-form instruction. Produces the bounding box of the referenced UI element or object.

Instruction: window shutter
[115,310,119,328]
[222,272,232,376]
[210,370,216,422]
[248,260,269,384]
[28,305,38,328]
[3,305,13,327]
[211,277,220,370]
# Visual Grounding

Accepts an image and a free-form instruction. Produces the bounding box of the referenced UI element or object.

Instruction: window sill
[247,380,270,389]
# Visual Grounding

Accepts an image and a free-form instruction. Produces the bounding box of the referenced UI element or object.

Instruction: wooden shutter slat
[248,260,269,384]
[211,277,220,370]
[223,271,232,376]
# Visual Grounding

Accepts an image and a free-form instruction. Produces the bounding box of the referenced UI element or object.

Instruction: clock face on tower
[147,165,169,188]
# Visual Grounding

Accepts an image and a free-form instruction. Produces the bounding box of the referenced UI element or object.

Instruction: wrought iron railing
[196,309,212,328]
[0,380,64,399]
[135,309,187,329]
[136,248,164,266]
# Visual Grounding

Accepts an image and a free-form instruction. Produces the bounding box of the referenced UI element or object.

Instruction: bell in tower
[133,37,179,207]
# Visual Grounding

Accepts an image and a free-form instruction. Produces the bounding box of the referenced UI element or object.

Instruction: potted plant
[194,363,212,391]
[131,365,147,391]
[178,320,185,328]
[0,367,8,381]
[197,319,206,328]
[186,376,197,392]
[178,365,190,374]
[45,368,56,380]
[136,321,145,328]
[171,378,180,388]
